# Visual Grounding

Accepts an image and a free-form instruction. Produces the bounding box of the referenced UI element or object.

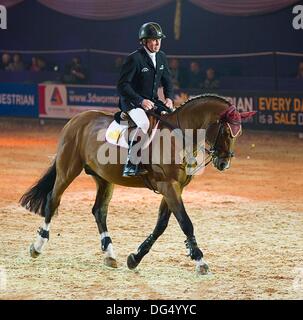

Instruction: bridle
[177,110,239,168]
[147,106,239,169]
[205,119,238,163]
[142,103,254,192]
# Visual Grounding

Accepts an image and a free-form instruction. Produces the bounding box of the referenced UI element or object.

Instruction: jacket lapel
[156,53,161,73]
[140,47,156,71]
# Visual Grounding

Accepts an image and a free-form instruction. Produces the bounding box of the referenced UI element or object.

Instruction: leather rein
[147,107,238,169]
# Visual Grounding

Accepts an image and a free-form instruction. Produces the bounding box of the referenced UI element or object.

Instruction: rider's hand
[164,98,174,110]
[141,99,155,110]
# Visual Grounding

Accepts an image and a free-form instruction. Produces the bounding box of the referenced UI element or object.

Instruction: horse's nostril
[219,162,226,170]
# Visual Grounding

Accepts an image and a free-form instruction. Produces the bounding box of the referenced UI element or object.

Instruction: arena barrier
[0,83,38,117]
[0,83,302,132]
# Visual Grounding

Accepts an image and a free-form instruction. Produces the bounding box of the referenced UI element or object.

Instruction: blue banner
[0,83,38,117]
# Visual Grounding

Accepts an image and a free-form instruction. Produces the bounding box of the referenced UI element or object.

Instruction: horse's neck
[173,99,228,130]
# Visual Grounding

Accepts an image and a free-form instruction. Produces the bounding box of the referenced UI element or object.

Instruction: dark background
[1,0,302,54]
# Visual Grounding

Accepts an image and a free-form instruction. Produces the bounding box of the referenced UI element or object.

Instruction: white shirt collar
[144,46,156,67]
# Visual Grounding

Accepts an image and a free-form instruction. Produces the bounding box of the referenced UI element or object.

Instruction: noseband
[206,120,237,161]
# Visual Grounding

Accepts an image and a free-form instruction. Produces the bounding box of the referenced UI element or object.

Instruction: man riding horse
[117,22,174,177]
[20,21,257,275]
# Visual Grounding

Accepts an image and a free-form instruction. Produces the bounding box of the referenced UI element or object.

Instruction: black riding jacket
[117,47,174,111]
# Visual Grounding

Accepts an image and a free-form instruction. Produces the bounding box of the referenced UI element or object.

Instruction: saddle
[114,111,134,125]
[105,111,159,149]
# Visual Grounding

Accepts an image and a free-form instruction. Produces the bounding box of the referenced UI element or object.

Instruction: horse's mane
[178,93,231,109]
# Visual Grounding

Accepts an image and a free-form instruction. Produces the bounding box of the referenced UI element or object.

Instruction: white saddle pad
[105,120,159,149]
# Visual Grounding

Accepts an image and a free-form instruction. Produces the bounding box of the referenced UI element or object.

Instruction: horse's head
[206,105,256,171]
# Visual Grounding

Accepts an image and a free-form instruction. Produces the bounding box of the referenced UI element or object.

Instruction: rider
[117,22,174,177]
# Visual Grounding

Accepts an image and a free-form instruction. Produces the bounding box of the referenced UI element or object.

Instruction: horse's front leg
[160,181,210,275]
[127,197,171,269]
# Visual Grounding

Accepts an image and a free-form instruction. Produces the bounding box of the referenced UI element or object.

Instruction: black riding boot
[122,140,148,177]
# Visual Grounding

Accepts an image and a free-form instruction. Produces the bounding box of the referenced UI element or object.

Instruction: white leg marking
[100,232,109,240]
[33,222,50,253]
[106,243,116,260]
[42,222,50,231]
[195,258,210,273]
[33,235,48,253]
[196,258,208,268]
[100,232,116,259]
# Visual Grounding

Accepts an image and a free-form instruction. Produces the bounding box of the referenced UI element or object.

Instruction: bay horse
[20,94,256,275]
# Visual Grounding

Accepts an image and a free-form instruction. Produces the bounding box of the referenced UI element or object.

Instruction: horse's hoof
[29,244,40,259]
[104,256,118,268]
[127,253,139,270]
[196,262,210,275]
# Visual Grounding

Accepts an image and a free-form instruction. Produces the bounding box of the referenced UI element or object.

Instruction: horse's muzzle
[213,157,230,171]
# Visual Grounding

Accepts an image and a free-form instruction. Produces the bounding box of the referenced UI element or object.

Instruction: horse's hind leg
[127,197,171,269]
[30,151,83,258]
[91,176,116,268]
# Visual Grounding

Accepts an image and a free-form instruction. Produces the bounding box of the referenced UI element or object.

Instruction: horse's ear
[240,111,257,119]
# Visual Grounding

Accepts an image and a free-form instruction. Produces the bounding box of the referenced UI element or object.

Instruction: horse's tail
[19,160,57,217]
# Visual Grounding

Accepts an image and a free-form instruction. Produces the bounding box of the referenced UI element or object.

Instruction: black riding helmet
[139,22,166,40]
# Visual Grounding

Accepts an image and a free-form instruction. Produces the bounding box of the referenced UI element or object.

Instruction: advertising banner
[174,89,303,132]
[38,84,303,132]
[39,84,119,119]
[0,83,38,117]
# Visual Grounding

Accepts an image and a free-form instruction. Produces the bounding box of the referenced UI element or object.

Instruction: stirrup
[122,163,148,177]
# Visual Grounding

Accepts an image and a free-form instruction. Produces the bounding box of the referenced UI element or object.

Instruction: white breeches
[128,108,150,134]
